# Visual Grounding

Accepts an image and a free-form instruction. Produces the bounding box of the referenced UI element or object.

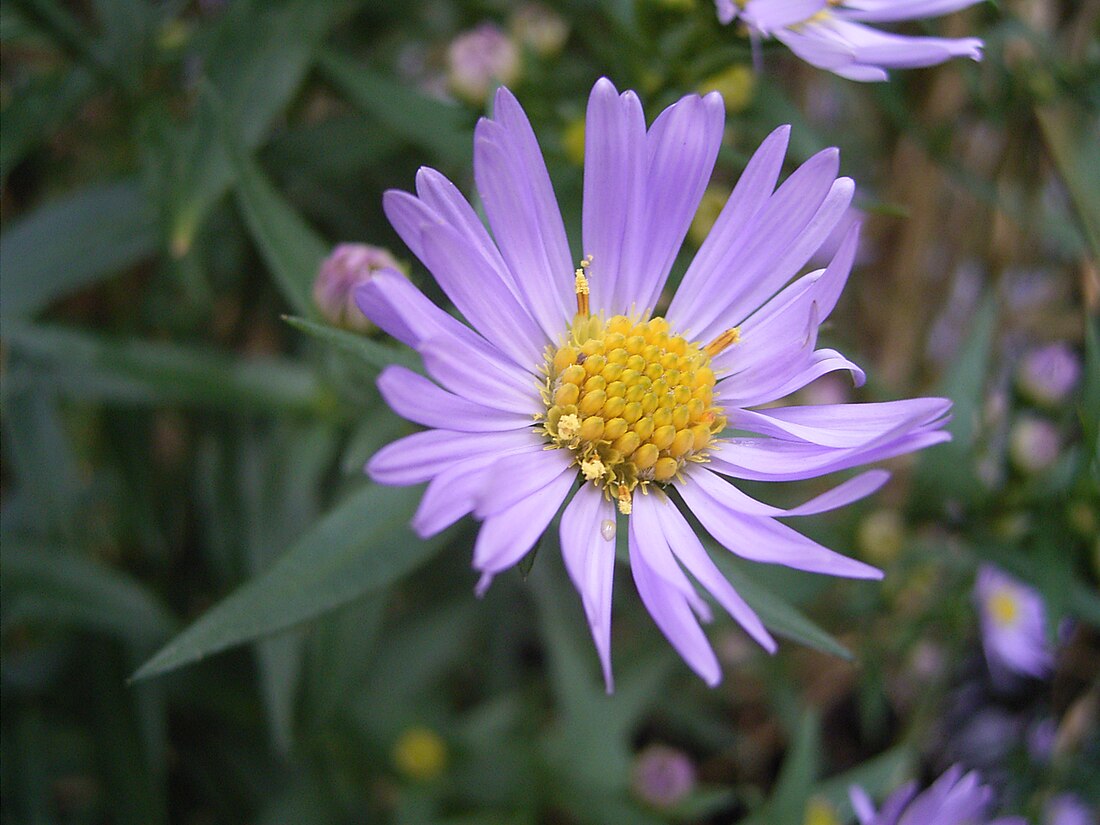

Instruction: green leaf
[283,315,420,372]
[318,51,473,167]
[753,711,822,825]
[1082,314,1099,477]
[711,554,853,660]
[1036,102,1100,264]
[1,545,176,649]
[206,87,330,317]
[132,483,447,681]
[914,292,998,510]
[0,67,95,181]
[165,0,344,254]
[0,179,157,317]
[1,319,332,415]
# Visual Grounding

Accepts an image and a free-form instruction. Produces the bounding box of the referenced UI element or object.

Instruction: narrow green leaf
[766,711,823,825]
[914,293,998,509]
[0,67,95,180]
[208,87,330,316]
[166,0,344,253]
[1081,314,1099,474]
[1036,102,1100,263]
[1,319,331,415]
[319,50,473,167]
[132,483,446,681]
[0,179,156,317]
[712,554,853,660]
[1,545,176,648]
[283,315,420,371]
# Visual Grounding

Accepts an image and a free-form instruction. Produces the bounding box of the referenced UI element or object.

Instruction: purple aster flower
[357,78,951,689]
[715,0,984,81]
[1044,793,1095,825]
[975,564,1054,683]
[1017,342,1081,406]
[446,23,521,105]
[631,744,696,808]
[849,765,1027,825]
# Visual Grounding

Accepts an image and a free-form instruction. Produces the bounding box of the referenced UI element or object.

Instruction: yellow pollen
[557,413,582,442]
[703,326,741,358]
[988,589,1019,627]
[581,456,607,481]
[540,313,726,505]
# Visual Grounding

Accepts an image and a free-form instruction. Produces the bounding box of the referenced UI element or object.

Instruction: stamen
[703,326,741,358]
[574,255,592,317]
[557,413,582,442]
[581,456,607,482]
[616,484,632,515]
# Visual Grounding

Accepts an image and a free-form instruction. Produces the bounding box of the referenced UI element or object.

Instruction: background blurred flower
[314,243,403,332]
[1017,343,1081,406]
[975,565,1054,683]
[698,64,756,113]
[1008,415,1061,474]
[631,744,696,808]
[446,23,521,104]
[392,727,448,782]
[509,4,568,57]
[716,0,984,81]
[1043,793,1094,825]
[849,765,1026,825]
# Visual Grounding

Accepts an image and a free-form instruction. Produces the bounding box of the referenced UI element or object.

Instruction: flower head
[975,564,1054,683]
[314,243,402,332]
[1017,342,1081,406]
[358,78,951,688]
[716,0,984,81]
[631,745,696,808]
[446,23,521,104]
[850,765,1027,825]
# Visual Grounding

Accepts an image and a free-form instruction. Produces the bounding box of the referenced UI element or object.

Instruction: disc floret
[539,313,728,513]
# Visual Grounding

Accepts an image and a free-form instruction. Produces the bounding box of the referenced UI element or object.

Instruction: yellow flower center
[539,310,730,514]
[988,589,1019,627]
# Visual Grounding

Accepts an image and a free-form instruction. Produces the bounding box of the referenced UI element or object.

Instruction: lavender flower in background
[446,23,521,104]
[975,565,1054,683]
[314,244,402,332]
[715,0,984,81]
[849,765,1027,825]
[1017,343,1081,406]
[357,77,952,688]
[1008,415,1061,474]
[631,745,696,808]
[1043,793,1095,825]
[509,4,569,57]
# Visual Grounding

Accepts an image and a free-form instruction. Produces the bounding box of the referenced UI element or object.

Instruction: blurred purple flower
[357,78,951,689]
[716,0,984,81]
[314,244,402,332]
[1008,415,1061,474]
[446,23,521,104]
[1017,343,1081,406]
[632,745,696,808]
[1044,793,1095,825]
[850,765,1027,825]
[975,565,1054,683]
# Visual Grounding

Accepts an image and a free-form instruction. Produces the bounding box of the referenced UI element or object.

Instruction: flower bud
[314,244,402,332]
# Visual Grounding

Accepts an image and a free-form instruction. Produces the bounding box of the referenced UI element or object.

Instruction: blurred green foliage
[1,1,1097,823]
